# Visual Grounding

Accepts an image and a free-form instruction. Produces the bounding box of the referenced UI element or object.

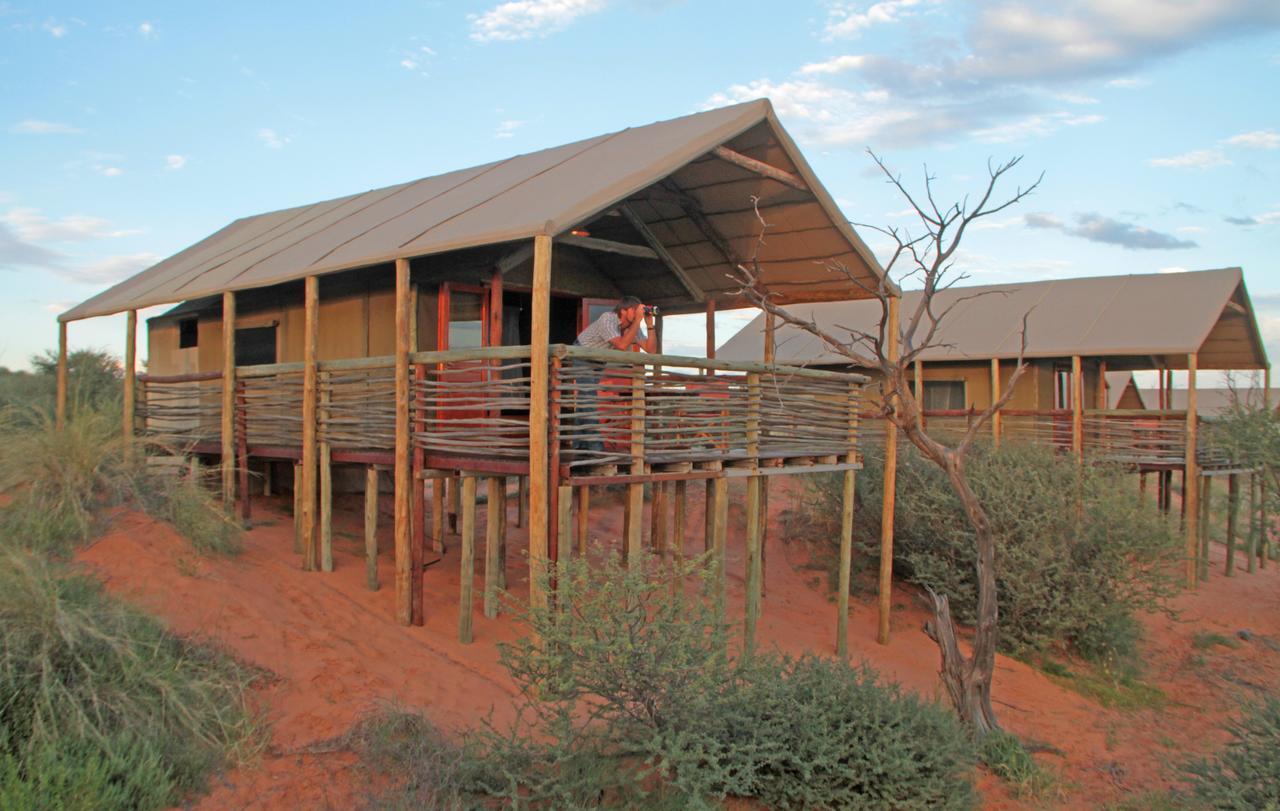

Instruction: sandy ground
[75,479,1280,810]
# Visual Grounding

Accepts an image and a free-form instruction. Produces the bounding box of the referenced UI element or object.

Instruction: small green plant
[979,729,1057,799]
[347,708,478,811]
[1192,631,1242,651]
[1182,694,1280,809]
[0,546,261,809]
[1044,665,1168,712]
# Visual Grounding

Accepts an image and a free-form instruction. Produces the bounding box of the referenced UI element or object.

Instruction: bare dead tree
[735,151,1042,735]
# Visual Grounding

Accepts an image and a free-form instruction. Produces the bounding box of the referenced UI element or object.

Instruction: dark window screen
[234,326,276,366]
[923,380,966,411]
[178,318,198,349]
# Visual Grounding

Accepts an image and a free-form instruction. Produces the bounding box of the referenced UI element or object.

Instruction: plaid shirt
[574,310,646,348]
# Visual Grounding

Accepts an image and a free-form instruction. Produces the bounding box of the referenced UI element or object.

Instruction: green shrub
[0,546,261,809]
[347,709,477,811]
[0,407,241,557]
[979,729,1056,799]
[791,443,1181,665]
[1182,694,1280,809]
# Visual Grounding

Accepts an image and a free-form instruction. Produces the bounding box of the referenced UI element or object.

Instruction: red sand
[76,481,1280,809]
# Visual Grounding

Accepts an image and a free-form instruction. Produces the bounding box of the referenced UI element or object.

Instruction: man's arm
[608,313,645,351]
[638,314,657,353]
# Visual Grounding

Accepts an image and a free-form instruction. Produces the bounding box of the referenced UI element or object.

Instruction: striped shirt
[574,311,646,349]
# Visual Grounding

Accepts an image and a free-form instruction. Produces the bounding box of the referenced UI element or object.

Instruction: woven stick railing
[136,373,222,448]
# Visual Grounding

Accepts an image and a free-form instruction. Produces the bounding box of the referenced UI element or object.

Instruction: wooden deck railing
[136,345,869,472]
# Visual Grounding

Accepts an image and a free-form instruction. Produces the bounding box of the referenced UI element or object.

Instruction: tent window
[234,326,277,367]
[923,380,966,411]
[178,318,198,349]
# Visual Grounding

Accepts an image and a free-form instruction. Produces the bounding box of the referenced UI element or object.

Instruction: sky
[1,0,1278,387]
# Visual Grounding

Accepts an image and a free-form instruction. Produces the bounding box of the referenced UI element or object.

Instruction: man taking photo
[574,296,657,353]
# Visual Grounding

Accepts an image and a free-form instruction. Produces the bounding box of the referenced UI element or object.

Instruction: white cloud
[470,0,608,42]
[823,0,926,39]
[1147,149,1231,169]
[400,58,419,70]
[10,119,82,135]
[495,119,526,139]
[138,21,154,36]
[1176,225,1206,233]
[799,54,868,75]
[1224,129,1280,149]
[1107,77,1150,88]
[1,208,139,242]
[43,19,66,38]
[97,166,124,177]
[165,154,187,170]
[257,128,289,149]
[1053,92,1099,104]
[970,111,1103,143]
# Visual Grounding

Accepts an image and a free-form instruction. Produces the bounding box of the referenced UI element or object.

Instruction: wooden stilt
[516,475,526,528]
[877,296,900,646]
[712,476,728,608]
[458,475,477,643]
[837,380,860,658]
[650,480,667,557]
[319,372,333,572]
[485,477,503,619]
[448,476,459,535]
[301,280,319,570]
[263,461,272,497]
[394,258,413,624]
[123,310,137,465]
[236,383,250,522]
[575,485,589,557]
[497,477,508,588]
[222,291,237,506]
[760,315,775,596]
[990,358,1001,446]
[412,363,427,622]
[704,479,714,552]
[625,365,645,568]
[557,483,572,567]
[55,321,67,431]
[1198,474,1211,582]
[1139,472,1148,501]
[1184,353,1199,588]
[744,371,762,654]
[528,234,552,613]
[1070,355,1083,460]
[1225,473,1239,576]
[431,475,445,554]
[293,462,303,554]
[673,479,687,567]
[365,466,380,591]
[1246,472,1258,574]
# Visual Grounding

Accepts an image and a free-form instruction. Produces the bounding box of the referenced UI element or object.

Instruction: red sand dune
[76,480,1280,809]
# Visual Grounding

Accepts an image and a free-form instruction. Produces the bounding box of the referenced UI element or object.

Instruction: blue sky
[2,0,1278,385]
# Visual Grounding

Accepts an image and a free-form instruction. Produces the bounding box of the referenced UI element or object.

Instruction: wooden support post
[712,476,728,608]
[516,475,527,529]
[705,299,716,366]
[319,372,333,572]
[236,382,250,522]
[448,476,459,535]
[263,460,272,497]
[575,486,590,557]
[55,321,67,431]
[528,235,552,612]
[990,357,1001,446]
[625,365,645,568]
[301,280,319,570]
[431,476,445,554]
[1198,474,1212,582]
[394,258,413,624]
[673,480,687,567]
[1139,471,1147,502]
[1184,352,1199,588]
[557,483,572,563]
[878,295,900,646]
[222,291,237,506]
[650,480,667,557]
[458,475,476,643]
[365,466,379,591]
[497,476,508,588]
[485,477,503,619]
[914,359,925,429]
[1096,360,1108,410]
[123,310,137,465]
[744,371,762,654]
[292,462,303,554]
[548,356,563,565]
[704,479,715,552]
[1071,355,1083,461]
[761,313,775,595]
[837,380,860,658]
[411,363,426,623]
[1225,473,1239,577]
[1247,472,1258,574]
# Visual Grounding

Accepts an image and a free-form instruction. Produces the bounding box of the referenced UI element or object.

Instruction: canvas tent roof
[718,268,1267,371]
[62,99,888,322]
[1139,387,1279,414]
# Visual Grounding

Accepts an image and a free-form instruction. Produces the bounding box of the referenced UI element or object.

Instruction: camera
[643,305,659,317]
